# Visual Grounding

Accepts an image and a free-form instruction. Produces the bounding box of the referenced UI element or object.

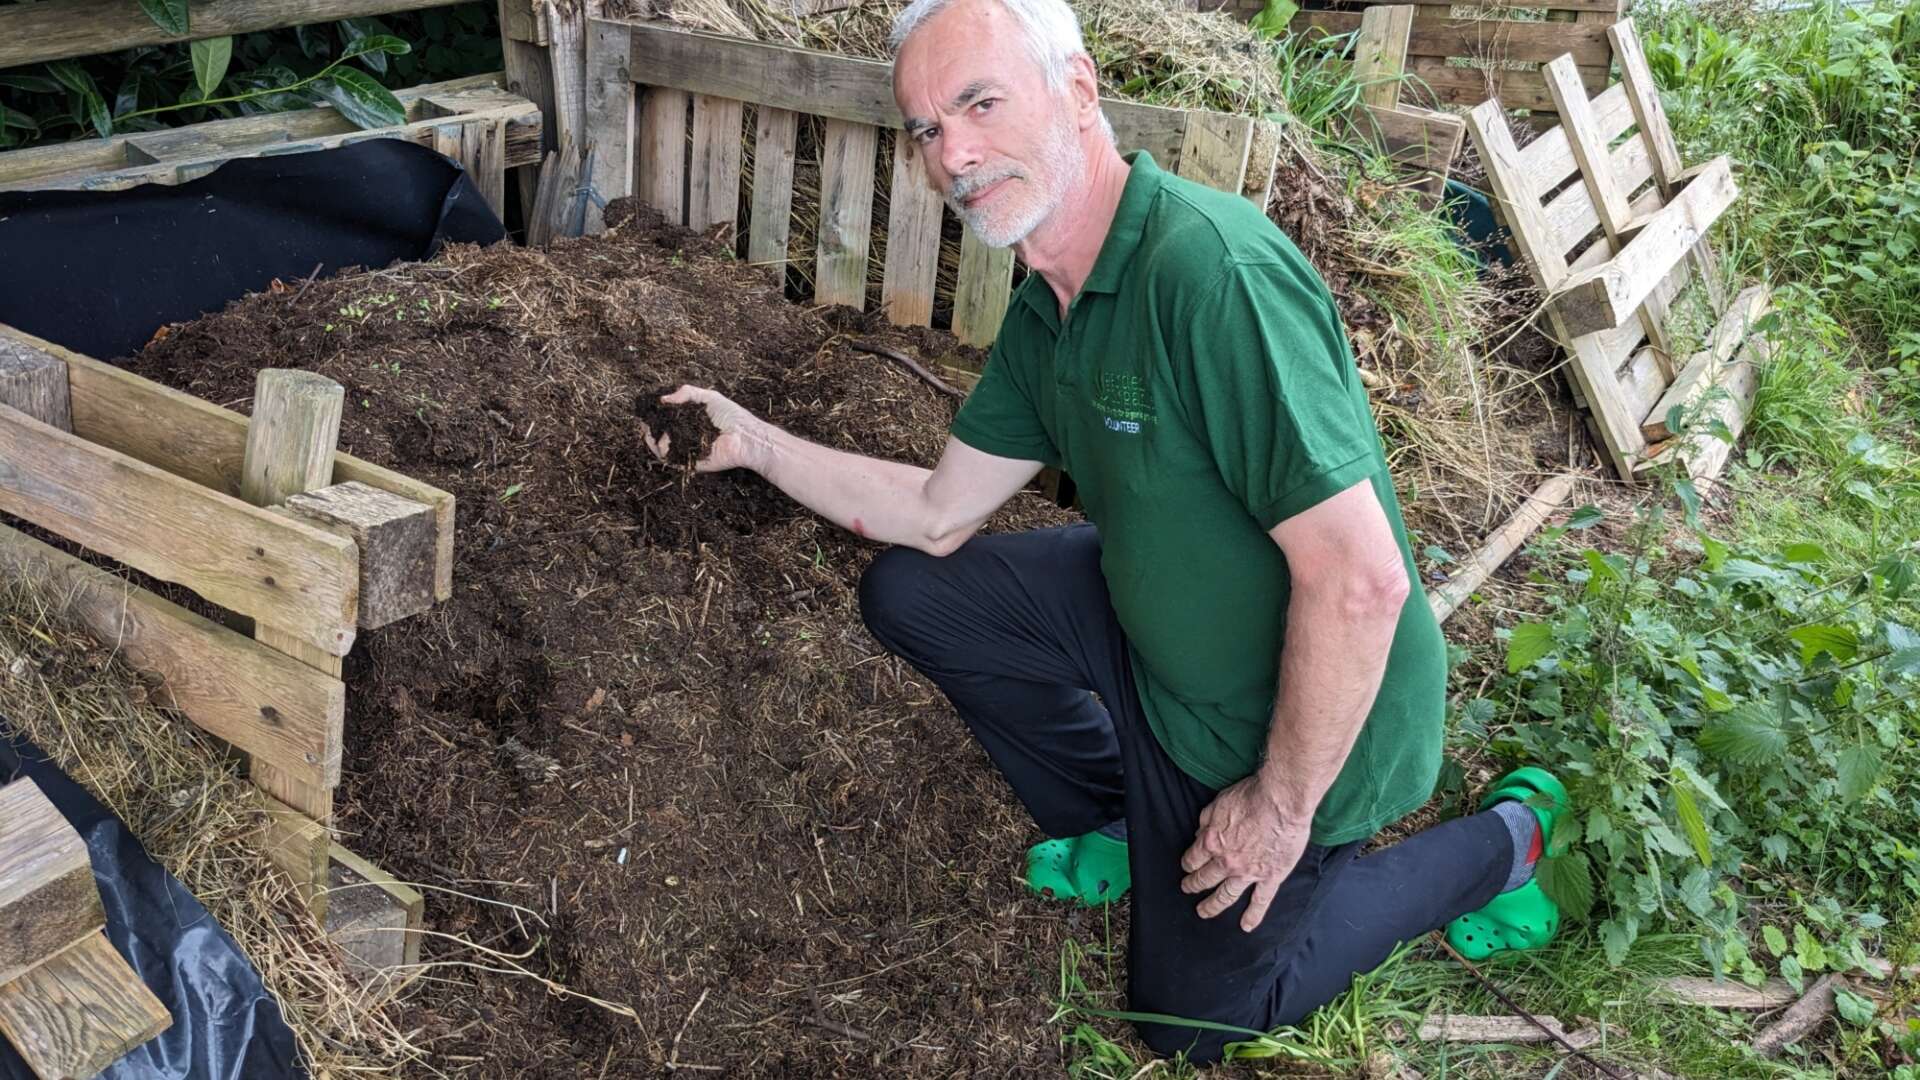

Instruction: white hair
[890,0,1088,94]
[890,0,1115,143]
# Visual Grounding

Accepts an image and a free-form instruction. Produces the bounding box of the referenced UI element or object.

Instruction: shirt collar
[1015,150,1165,326]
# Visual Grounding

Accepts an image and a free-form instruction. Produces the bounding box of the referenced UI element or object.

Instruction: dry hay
[0,576,419,1075]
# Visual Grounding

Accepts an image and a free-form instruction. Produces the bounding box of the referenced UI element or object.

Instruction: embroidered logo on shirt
[1092,372,1154,435]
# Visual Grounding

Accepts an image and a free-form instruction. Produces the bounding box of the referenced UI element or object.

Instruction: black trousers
[859,524,1514,1063]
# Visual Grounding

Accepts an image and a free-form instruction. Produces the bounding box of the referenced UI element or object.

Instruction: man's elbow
[920,522,978,558]
[1308,556,1410,619]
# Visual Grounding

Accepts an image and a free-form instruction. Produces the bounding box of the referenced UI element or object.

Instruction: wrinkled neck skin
[1016,139,1131,318]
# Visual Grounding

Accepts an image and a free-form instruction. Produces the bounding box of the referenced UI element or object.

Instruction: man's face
[893,0,1086,248]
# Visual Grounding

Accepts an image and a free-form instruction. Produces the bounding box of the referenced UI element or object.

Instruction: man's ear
[1067,53,1102,130]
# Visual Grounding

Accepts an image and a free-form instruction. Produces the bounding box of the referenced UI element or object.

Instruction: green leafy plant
[1467,484,1919,980]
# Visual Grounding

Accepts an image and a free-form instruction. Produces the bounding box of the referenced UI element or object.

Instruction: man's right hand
[646,385,777,474]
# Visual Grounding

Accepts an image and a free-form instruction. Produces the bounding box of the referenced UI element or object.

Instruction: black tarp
[0,137,505,359]
[0,730,303,1079]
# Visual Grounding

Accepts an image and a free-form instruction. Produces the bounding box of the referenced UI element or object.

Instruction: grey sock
[1096,818,1128,842]
[1492,800,1539,893]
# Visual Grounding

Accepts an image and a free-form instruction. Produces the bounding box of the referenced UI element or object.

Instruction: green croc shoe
[1024,830,1131,907]
[1445,767,1571,961]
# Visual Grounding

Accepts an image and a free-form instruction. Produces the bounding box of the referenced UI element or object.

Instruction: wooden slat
[583,19,636,234]
[951,226,1016,348]
[0,406,358,657]
[257,793,331,922]
[814,120,878,310]
[1295,11,1615,66]
[616,21,1192,171]
[1353,5,1415,109]
[1,324,455,603]
[1428,474,1577,623]
[1613,17,1726,312]
[1551,156,1737,338]
[433,118,507,223]
[1242,118,1283,209]
[1515,82,1633,195]
[0,0,453,69]
[687,95,745,232]
[1544,54,1673,376]
[0,522,344,792]
[0,931,170,1080]
[0,779,102,985]
[1643,284,1770,440]
[747,107,800,278]
[498,0,555,224]
[636,88,689,226]
[1174,111,1255,194]
[0,76,540,194]
[1543,133,1652,258]
[880,136,945,327]
[1638,342,1762,483]
[1348,102,1465,175]
[1406,56,1609,113]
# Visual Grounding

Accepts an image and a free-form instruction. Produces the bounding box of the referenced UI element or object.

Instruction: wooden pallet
[579,19,1286,348]
[1229,0,1627,121]
[0,778,171,1079]
[1463,18,1763,482]
[0,74,542,223]
[0,325,441,971]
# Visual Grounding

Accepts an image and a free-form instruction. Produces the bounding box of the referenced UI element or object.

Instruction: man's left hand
[1179,773,1311,932]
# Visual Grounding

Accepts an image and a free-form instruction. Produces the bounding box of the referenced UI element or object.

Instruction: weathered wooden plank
[1551,156,1737,338]
[1242,118,1283,209]
[498,0,554,225]
[256,792,332,923]
[1428,474,1578,623]
[1655,976,1798,1010]
[1405,55,1609,113]
[815,120,878,311]
[327,843,424,970]
[0,932,170,1079]
[687,95,745,232]
[0,0,454,69]
[747,107,800,278]
[0,405,358,657]
[433,118,507,223]
[1545,54,1673,375]
[951,226,1016,349]
[1353,5,1415,110]
[1543,133,1652,259]
[1643,284,1769,440]
[880,136,946,328]
[1614,17,1726,313]
[583,20,636,234]
[1295,11,1615,67]
[2,324,454,603]
[1515,81,1633,195]
[0,338,71,433]
[1174,111,1255,194]
[0,780,102,986]
[1348,102,1464,175]
[616,20,1192,170]
[635,88,689,226]
[0,522,345,793]
[285,482,436,630]
[0,76,540,194]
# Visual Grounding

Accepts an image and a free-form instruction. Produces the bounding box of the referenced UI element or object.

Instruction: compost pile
[126,204,1101,1076]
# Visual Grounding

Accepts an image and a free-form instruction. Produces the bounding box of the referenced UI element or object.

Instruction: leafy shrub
[1462,474,1919,982]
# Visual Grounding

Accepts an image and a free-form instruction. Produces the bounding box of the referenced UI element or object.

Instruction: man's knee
[856,545,935,651]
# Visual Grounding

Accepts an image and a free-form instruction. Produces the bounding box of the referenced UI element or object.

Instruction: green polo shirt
[950,152,1445,845]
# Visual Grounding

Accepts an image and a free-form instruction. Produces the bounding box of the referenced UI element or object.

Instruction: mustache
[947,165,1025,202]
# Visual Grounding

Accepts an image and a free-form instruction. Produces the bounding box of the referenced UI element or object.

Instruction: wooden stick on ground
[1427,474,1579,623]
[848,340,966,400]
[1432,933,1631,1079]
[1753,973,1845,1058]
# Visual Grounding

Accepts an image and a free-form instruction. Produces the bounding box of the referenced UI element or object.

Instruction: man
[648,0,1569,1062]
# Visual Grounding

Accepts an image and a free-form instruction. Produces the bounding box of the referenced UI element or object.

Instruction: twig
[1752,973,1844,1058]
[1431,932,1630,1080]
[667,987,717,1071]
[849,340,965,399]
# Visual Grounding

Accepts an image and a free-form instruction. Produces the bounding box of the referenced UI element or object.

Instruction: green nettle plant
[1462,467,1919,984]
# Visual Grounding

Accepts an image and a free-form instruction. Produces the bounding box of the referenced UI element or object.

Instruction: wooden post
[1353,5,1414,110]
[747,107,800,280]
[583,19,634,234]
[880,134,944,327]
[285,482,437,630]
[815,119,878,310]
[240,369,346,855]
[0,338,71,432]
[951,226,1015,348]
[687,94,745,233]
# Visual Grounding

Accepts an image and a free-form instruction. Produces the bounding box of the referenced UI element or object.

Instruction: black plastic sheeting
[0,136,505,360]
[0,728,303,1079]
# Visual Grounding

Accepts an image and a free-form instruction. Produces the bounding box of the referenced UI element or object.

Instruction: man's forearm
[752,425,953,551]
[1256,576,1406,818]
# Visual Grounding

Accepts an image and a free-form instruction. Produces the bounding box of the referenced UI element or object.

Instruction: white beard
[946,111,1086,248]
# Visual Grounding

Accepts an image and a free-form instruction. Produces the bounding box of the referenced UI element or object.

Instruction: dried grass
[0,575,421,1077]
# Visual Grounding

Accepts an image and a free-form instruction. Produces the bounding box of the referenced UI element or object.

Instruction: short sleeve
[950,336,1058,466]
[1173,260,1379,530]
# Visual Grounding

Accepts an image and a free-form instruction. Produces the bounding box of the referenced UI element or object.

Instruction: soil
[123,203,1116,1077]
